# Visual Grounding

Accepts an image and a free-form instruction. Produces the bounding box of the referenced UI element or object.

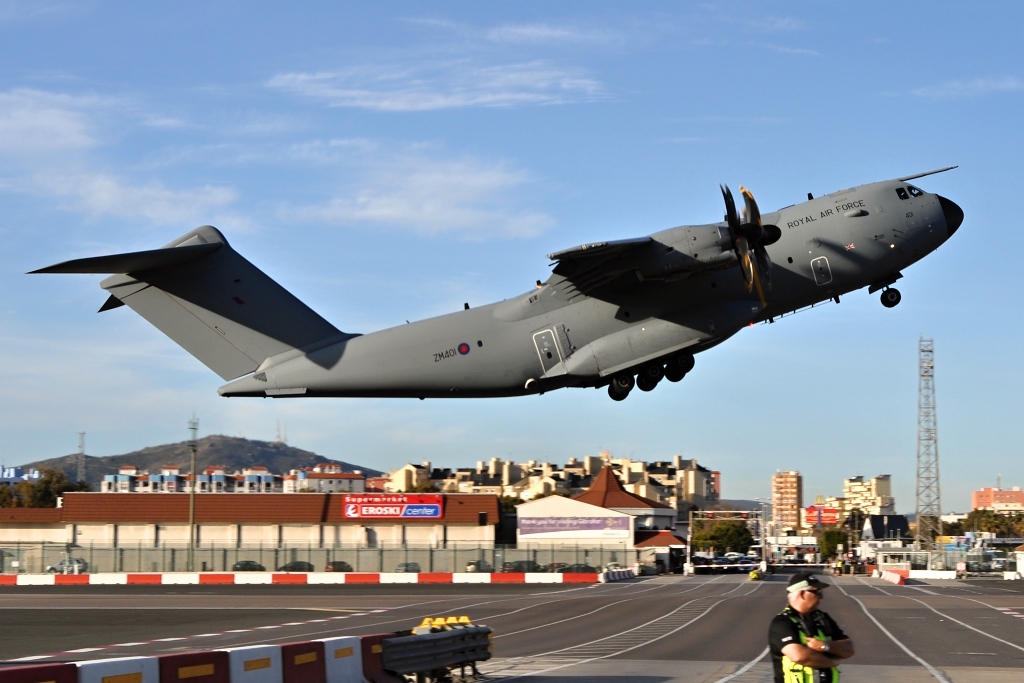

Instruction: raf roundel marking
[458,343,471,355]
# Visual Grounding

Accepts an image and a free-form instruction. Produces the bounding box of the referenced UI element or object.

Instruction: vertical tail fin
[32,226,346,380]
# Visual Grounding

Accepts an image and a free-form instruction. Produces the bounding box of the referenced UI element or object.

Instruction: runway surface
[1,574,1023,682]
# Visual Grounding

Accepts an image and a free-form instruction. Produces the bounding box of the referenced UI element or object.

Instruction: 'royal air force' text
[786,199,866,229]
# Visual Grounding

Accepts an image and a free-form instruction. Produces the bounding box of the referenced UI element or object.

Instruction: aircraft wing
[546,237,653,298]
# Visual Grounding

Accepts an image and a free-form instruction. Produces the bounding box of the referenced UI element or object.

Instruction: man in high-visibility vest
[768,571,855,682]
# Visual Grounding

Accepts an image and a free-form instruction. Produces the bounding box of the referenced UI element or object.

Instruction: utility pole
[187,416,198,572]
[915,338,942,550]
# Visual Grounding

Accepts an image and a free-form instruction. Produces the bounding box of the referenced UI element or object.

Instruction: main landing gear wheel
[880,288,902,308]
[636,362,664,392]
[608,373,635,401]
[664,354,695,382]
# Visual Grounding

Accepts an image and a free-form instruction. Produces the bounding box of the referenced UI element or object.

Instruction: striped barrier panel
[76,656,160,683]
[157,652,229,683]
[358,634,404,683]
[316,637,363,683]
[0,573,600,586]
[0,663,78,683]
[280,642,325,683]
[598,569,636,583]
[879,570,906,585]
[223,645,282,683]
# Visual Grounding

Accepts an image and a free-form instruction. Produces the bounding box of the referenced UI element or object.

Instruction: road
[1,574,1023,682]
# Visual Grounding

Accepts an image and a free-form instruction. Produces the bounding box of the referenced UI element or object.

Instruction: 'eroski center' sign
[342,494,444,519]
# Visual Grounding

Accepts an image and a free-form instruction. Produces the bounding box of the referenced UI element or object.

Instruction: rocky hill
[20,435,384,490]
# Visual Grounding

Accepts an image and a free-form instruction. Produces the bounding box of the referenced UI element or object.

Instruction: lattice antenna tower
[914,338,942,549]
[76,432,86,484]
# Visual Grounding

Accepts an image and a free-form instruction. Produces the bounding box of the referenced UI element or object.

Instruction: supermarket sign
[342,494,443,520]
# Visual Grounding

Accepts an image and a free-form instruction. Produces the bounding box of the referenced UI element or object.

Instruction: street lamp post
[187,416,198,573]
[755,497,770,568]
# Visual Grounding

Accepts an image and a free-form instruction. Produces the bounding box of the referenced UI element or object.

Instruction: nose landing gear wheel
[880,288,901,308]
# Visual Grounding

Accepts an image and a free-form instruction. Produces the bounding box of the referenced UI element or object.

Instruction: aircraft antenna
[76,432,86,484]
[914,338,942,550]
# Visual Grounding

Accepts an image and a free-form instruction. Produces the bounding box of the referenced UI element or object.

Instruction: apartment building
[843,475,895,515]
[772,470,802,533]
[972,486,1024,513]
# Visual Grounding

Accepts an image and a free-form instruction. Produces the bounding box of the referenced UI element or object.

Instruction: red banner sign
[342,494,444,519]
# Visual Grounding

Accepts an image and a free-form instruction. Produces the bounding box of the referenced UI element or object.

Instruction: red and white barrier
[599,569,636,583]
[0,572,600,586]
[879,570,906,585]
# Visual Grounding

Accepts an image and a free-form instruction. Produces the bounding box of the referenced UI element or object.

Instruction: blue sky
[1,2,1019,514]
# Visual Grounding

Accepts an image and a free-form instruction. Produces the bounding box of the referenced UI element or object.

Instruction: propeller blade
[739,186,761,227]
[754,243,773,290]
[736,235,753,286]
[721,185,740,231]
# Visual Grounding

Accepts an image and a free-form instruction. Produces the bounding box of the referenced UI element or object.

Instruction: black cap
[787,571,829,593]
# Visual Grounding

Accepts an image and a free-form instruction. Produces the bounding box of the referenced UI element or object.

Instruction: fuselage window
[895,187,909,200]
[907,185,924,197]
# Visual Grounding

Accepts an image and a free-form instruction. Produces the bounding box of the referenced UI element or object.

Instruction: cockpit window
[907,185,924,197]
[895,187,909,200]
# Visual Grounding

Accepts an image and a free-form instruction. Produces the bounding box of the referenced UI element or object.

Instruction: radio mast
[914,338,942,549]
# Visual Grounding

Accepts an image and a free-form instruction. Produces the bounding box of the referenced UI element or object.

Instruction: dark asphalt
[1,575,1022,681]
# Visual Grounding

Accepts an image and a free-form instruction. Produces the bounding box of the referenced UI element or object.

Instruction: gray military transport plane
[34,168,963,401]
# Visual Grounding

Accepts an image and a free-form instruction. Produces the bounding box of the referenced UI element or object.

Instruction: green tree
[818,528,847,559]
[845,508,867,537]
[9,469,88,508]
[691,520,754,553]
[409,479,439,493]
[497,495,524,514]
[530,490,571,501]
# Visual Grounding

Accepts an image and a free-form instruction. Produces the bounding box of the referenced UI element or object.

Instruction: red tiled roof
[634,530,686,547]
[57,493,498,524]
[0,508,62,523]
[304,473,363,480]
[572,466,672,510]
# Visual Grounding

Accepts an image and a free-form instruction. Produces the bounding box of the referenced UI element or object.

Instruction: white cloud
[0,89,99,156]
[758,43,819,56]
[284,156,554,239]
[33,172,238,226]
[912,76,1024,99]
[404,17,618,46]
[485,23,610,45]
[267,61,605,111]
[288,138,378,163]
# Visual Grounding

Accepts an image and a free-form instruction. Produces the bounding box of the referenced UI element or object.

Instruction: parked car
[394,562,421,573]
[544,562,568,573]
[500,560,544,573]
[325,560,353,572]
[603,562,626,572]
[465,559,493,573]
[231,560,265,572]
[558,564,598,573]
[277,561,314,572]
[45,558,88,574]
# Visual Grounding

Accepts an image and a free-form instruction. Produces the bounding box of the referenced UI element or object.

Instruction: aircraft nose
[938,195,963,237]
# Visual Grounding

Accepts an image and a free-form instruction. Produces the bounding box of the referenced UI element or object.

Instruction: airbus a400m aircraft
[35,168,963,401]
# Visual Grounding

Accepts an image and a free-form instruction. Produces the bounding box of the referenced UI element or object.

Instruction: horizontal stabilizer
[33,225,346,381]
[29,242,221,274]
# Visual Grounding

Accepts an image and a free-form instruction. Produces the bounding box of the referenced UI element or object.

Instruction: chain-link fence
[0,542,631,574]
